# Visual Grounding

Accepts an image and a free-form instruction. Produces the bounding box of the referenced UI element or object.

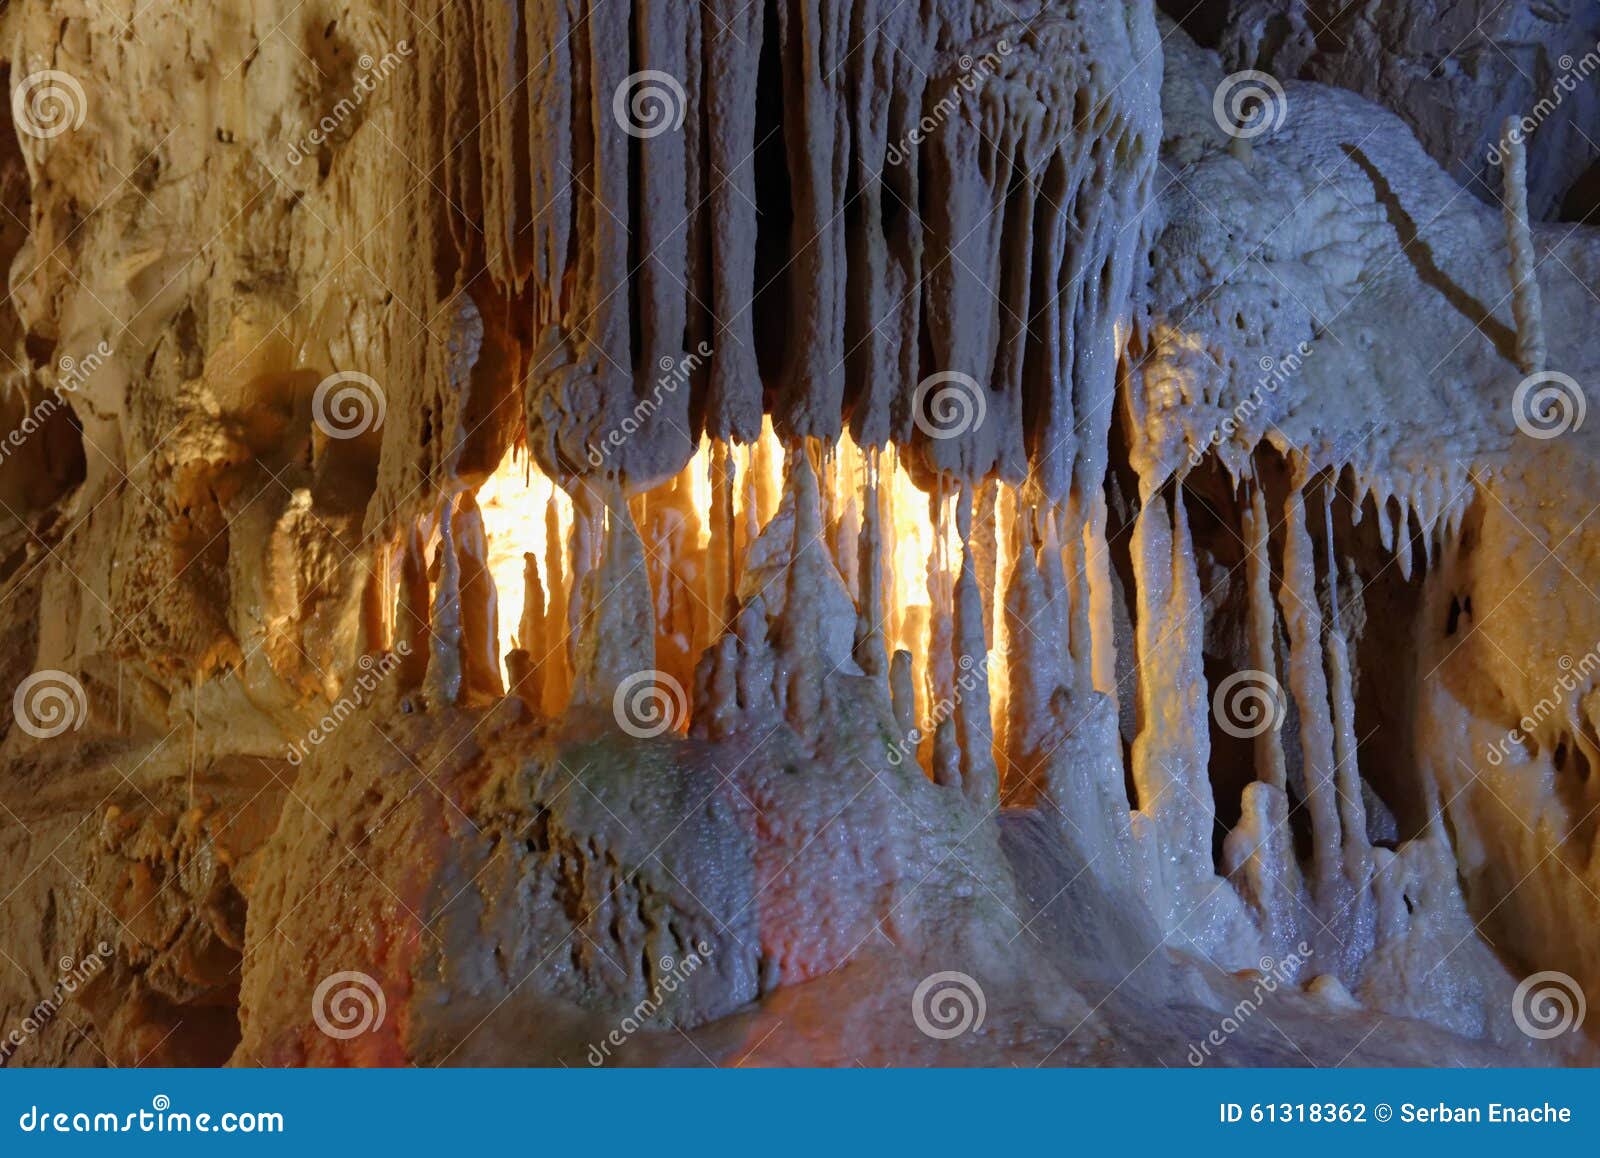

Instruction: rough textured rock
[1,0,1598,1069]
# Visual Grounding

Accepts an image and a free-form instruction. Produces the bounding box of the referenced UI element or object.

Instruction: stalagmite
[455,492,505,701]
[513,552,547,710]
[571,486,656,710]
[542,497,572,716]
[953,537,998,806]
[853,452,888,682]
[1500,117,1547,375]
[1128,488,1214,892]
[1244,481,1286,791]
[425,498,465,707]
[1277,472,1343,914]
[394,520,432,694]
[706,440,737,636]
[890,649,916,741]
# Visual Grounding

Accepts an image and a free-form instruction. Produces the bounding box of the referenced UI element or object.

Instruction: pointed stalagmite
[455,491,505,701]
[425,497,465,707]
[394,519,431,694]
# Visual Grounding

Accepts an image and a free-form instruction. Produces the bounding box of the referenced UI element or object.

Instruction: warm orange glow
[475,426,1009,744]
[476,449,574,677]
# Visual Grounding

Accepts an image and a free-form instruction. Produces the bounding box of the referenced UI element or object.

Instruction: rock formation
[0,0,1596,1067]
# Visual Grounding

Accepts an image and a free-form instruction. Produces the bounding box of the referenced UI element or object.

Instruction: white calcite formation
[0,0,1596,1067]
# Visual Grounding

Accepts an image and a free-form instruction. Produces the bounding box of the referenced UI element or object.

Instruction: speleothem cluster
[0,0,1597,1067]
